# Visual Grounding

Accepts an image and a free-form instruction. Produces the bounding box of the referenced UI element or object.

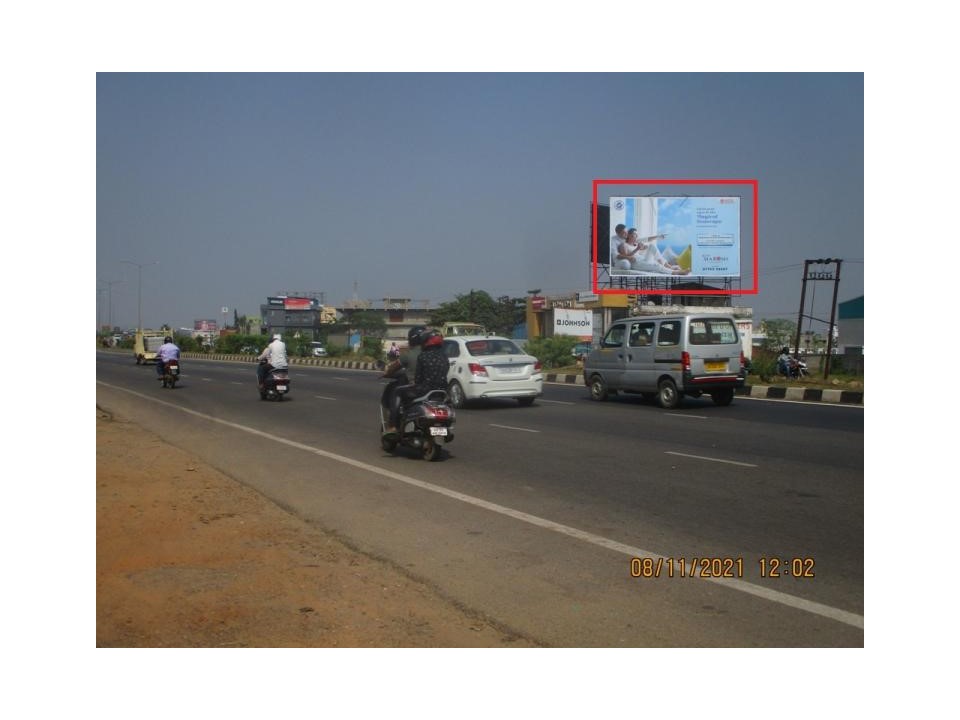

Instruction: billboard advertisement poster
[283,297,312,311]
[194,319,218,332]
[609,196,740,278]
[554,308,592,339]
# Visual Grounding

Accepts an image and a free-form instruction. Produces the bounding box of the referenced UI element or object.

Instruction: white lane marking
[666,413,707,419]
[333,377,349,381]
[232,382,243,385]
[201,378,213,382]
[737,395,864,408]
[665,451,757,468]
[538,399,575,405]
[315,395,337,401]
[97,380,863,630]
[489,424,541,433]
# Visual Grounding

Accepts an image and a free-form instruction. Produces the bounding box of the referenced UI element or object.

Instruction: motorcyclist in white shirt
[156,336,181,380]
[257,334,289,387]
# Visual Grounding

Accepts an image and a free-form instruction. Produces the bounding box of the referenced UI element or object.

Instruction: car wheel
[589,375,609,401]
[657,379,681,409]
[517,397,535,407]
[712,388,734,406]
[448,380,466,409]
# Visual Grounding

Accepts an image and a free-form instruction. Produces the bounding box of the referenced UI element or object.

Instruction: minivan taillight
[468,363,488,377]
[534,360,542,372]
[740,351,747,369]
[681,351,691,372]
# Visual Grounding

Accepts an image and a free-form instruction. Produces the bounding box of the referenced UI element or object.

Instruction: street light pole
[98,279,123,332]
[120,260,158,331]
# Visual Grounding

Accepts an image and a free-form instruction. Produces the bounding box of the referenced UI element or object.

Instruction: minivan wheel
[658,379,681,409]
[712,388,734,406]
[589,375,609,401]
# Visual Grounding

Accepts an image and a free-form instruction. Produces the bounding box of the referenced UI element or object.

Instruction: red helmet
[422,330,444,348]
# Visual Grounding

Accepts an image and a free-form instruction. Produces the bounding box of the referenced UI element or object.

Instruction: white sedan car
[443,336,543,408]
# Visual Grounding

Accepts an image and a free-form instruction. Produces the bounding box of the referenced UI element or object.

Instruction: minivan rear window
[689,319,739,345]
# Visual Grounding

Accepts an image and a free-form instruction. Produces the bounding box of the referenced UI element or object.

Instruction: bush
[525,336,580,369]
[361,336,383,359]
[214,334,266,354]
[748,349,779,381]
[324,342,350,358]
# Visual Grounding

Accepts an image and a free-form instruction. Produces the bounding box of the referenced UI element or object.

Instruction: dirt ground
[96,406,537,648]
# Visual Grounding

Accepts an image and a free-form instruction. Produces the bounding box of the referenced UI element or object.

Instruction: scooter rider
[156,336,180,380]
[257,333,289,387]
[382,326,428,431]
[386,329,448,435]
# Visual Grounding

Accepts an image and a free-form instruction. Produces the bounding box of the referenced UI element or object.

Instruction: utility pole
[794,259,843,380]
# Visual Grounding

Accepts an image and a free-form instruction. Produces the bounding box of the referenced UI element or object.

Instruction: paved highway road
[96,351,864,646]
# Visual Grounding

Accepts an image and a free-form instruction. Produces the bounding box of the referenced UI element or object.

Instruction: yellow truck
[133,330,167,364]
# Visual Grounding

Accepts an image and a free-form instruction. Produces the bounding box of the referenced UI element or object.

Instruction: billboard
[553,308,592,339]
[283,297,313,311]
[194,319,218,332]
[608,196,740,278]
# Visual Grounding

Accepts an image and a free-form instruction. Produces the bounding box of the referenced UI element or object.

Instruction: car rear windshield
[688,319,739,345]
[465,339,521,356]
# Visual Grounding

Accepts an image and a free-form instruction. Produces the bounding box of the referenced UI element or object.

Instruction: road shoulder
[96,406,535,647]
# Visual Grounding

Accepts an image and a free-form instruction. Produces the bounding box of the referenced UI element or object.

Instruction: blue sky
[96,73,863,332]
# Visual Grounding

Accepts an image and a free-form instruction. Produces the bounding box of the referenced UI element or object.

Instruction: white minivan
[583,314,746,408]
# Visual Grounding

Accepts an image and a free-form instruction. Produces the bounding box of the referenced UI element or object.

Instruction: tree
[760,319,797,351]
[431,290,526,336]
[331,310,387,353]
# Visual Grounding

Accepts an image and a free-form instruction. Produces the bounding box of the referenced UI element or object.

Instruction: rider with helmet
[156,335,181,380]
[382,326,448,435]
[257,333,289,386]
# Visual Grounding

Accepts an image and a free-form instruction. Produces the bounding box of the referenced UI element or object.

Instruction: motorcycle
[778,355,809,380]
[258,360,290,401]
[379,384,455,461]
[160,359,180,389]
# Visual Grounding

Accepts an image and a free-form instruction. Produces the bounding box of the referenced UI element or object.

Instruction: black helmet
[408,325,428,347]
[781,346,790,354]
[165,336,173,343]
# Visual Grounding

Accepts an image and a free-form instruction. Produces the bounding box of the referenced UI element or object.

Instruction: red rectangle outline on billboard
[592,178,759,296]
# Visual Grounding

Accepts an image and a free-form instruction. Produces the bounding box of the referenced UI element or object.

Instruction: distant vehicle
[583,314,746,409]
[310,342,328,357]
[133,330,166,365]
[443,335,543,408]
[440,322,488,337]
[572,342,594,359]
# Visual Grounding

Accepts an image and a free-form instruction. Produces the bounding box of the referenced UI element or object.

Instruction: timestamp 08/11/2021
[629,557,816,580]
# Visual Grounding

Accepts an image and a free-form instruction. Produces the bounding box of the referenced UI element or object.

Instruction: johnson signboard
[553,308,592,340]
